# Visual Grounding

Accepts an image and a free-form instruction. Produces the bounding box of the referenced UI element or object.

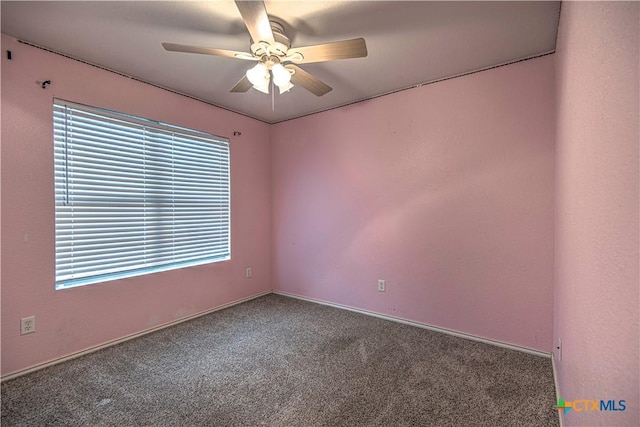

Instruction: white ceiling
[1,1,560,123]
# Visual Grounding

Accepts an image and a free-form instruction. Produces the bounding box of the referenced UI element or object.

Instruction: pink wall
[554,2,639,426]
[271,55,556,352]
[1,35,272,376]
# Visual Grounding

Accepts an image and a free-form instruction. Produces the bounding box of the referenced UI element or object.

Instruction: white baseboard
[274,290,551,359]
[551,353,564,427]
[3,289,552,382]
[1,291,272,382]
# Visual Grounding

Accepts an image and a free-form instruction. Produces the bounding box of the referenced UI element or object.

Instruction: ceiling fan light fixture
[271,63,291,86]
[246,62,269,87]
[272,62,294,94]
[277,81,294,94]
[253,81,270,94]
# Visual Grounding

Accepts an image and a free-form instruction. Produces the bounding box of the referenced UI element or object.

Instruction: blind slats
[54,99,231,289]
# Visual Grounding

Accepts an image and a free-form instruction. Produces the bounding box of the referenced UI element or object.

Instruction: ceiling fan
[162,1,368,96]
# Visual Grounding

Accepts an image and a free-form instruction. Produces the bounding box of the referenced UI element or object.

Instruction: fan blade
[230,75,252,93]
[162,43,257,60]
[286,64,332,97]
[234,1,275,46]
[287,38,367,64]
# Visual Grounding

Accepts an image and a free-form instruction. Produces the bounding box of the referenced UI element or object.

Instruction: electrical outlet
[246,267,252,278]
[378,279,386,292]
[21,316,36,335]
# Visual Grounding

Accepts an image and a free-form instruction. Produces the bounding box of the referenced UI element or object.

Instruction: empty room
[1,1,638,426]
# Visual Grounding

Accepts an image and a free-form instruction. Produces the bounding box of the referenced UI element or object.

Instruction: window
[54,99,230,289]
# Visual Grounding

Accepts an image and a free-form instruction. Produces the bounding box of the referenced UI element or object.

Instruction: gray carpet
[1,294,559,426]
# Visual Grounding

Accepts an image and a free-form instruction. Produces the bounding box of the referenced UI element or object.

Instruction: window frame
[53,99,231,289]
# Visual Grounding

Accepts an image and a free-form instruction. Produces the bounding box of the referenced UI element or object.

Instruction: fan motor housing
[251,20,291,57]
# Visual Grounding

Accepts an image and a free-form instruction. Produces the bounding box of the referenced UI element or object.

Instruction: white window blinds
[54,99,230,289]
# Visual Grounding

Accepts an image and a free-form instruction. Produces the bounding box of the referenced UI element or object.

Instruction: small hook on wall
[41,80,51,89]
[233,131,242,136]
